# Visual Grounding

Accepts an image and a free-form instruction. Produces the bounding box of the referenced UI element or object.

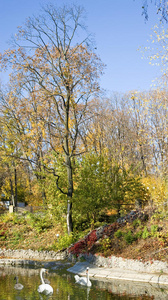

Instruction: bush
[99,237,111,251]
[142,226,150,239]
[135,230,143,239]
[124,230,137,245]
[68,239,86,255]
[114,229,123,238]
[53,232,81,251]
[150,224,158,237]
[133,219,141,229]
[54,233,73,250]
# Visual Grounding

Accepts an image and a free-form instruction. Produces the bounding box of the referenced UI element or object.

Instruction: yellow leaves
[68,117,75,131]
[130,90,138,100]
[26,181,43,206]
[141,176,168,206]
[146,25,168,72]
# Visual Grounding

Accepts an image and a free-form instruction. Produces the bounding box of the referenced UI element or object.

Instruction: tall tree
[0,4,104,233]
[0,85,49,205]
[148,87,168,177]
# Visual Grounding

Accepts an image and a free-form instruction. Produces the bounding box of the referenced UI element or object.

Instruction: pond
[0,263,168,299]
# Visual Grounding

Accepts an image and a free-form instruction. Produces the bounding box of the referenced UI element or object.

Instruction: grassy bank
[0,207,168,262]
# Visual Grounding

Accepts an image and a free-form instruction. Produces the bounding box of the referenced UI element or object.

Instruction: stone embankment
[0,247,168,276]
[78,253,168,275]
[0,248,67,266]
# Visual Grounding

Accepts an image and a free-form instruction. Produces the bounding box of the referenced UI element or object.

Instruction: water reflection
[0,264,168,299]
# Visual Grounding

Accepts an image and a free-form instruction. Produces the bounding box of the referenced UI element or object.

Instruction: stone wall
[1,248,168,275]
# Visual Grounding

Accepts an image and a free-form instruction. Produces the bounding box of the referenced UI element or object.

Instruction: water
[0,264,168,299]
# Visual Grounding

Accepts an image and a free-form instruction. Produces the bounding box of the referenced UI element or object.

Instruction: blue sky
[0,0,164,94]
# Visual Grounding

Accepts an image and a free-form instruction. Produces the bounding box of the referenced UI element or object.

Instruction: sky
[0,0,165,94]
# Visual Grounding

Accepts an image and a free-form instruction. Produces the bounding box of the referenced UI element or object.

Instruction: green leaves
[73,153,111,225]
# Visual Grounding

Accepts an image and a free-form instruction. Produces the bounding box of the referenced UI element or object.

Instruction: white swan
[74,267,92,287]
[37,268,53,295]
[14,276,24,290]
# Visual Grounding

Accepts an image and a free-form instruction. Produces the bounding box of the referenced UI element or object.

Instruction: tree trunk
[66,155,73,234]
[67,199,73,234]
[9,178,14,206]
[14,167,18,207]
[64,94,74,234]
[8,163,14,206]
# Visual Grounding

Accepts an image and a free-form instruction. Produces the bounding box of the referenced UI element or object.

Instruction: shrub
[142,226,150,239]
[114,229,123,238]
[124,230,137,244]
[151,224,158,237]
[135,230,143,239]
[68,239,87,255]
[86,230,97,247]
[54,232,76,251]
[99,237,111,251]
[133,219,141,229]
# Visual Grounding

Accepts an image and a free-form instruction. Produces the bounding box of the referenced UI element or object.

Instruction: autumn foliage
[0,4,167,234]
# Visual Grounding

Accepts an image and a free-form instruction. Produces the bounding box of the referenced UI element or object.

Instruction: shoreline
[1,248,168,285]
[67,261,168,286]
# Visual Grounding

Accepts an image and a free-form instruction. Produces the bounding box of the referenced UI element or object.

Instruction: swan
[14,276,24,290]
[37,268,53,295]
[74,267,92,287]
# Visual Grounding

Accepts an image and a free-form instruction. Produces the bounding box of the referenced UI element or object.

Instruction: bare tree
[0,4,104,233]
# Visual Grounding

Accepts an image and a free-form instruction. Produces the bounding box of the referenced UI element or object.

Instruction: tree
[148,87,168,177]
[147,24,168,81]
[128,91,151,176]
[84,95,150,174]
[0,83,48,205]
[0,4,104,233]
[73,152,111,227]
[0,115,33,206]
[139,22,168,175]
[141,0,168,22]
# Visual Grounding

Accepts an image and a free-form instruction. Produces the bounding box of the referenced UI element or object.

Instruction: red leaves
[86,230,97,247]
[68,239,86,255]
[69,210,149,257]
[68,230,98,255]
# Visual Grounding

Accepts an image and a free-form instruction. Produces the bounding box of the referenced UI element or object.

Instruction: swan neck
[40,269,45,284]
[87,271,89,284]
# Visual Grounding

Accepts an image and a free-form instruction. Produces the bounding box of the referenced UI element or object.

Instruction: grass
[0,207,168,262]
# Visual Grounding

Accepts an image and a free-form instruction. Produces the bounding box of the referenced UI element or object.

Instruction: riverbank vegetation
[0,206,168,262]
